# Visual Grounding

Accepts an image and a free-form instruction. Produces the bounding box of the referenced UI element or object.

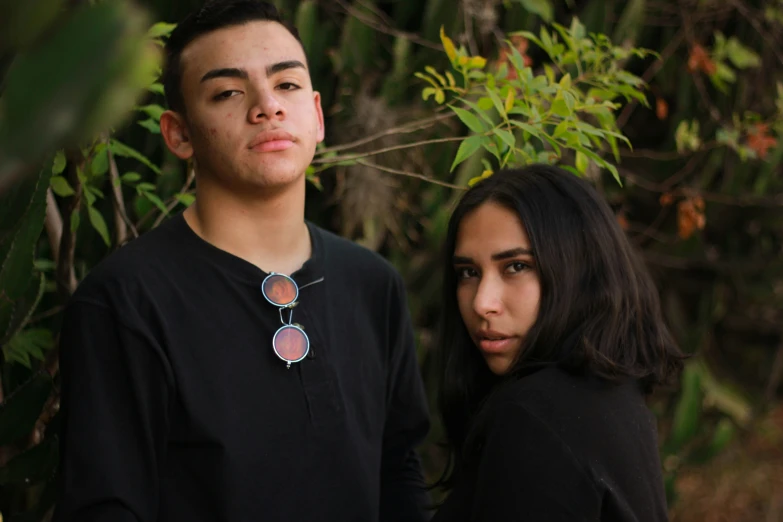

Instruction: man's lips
[248,129,295,152]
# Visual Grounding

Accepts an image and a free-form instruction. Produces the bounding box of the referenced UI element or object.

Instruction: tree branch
[316,112,455,155]
[312,135,469,165]
[56,149,84,300]
[332,0,442,50]
[355,159,465,189]
[728,0,783,68]
[107,137,138,244]
[765,342,783,403]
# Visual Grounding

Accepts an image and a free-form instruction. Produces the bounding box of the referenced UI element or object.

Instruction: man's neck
[183,177,311,276]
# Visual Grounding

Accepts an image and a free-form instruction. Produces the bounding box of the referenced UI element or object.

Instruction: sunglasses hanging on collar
[261,272,323,369]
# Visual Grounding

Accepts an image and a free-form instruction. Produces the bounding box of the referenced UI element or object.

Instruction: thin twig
[729,0,783,68]
[136,163,196,230]
[107,137,138,243]
[44,188,78,291]
[622,168,783,207]
[56,149,84,300]
[765,342,783,403]
[616,31,685,129]
[317,112,455,155]
[678,1,723,123]
[355,159,465,189]
[152,165,196,229]
[332,0,442,50]
[312,136,470,165]
[462,0,479,56]
[619,141,718,161]
[27,306,65,325]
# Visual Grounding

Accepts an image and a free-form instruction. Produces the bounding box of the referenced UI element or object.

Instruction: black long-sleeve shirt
[433,367,668,522]
[53,213,431,522]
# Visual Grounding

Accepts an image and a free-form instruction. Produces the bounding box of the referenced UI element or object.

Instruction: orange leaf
[688,45,708,73]
[616,212,630,231]
[659,192,674,206]
[677,198,706,240]
[747,123,777,159]
[656,98,669,120]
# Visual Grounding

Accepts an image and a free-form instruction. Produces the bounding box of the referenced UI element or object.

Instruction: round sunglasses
[261,272,322,368]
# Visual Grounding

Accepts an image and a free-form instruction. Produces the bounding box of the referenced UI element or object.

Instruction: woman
[432,165,685,522]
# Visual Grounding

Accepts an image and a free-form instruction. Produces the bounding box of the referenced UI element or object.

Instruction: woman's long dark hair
[436,164,685,487]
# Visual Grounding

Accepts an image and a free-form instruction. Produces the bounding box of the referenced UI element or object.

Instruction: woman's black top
[432,366,668,522]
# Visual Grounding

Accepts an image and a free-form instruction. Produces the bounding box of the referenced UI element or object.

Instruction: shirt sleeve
[379,274,432,522]
[469,401,601,522]
[52,299,172,522]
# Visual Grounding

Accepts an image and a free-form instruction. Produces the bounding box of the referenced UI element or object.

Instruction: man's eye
[278,82,300,91]
[214,90,240,100]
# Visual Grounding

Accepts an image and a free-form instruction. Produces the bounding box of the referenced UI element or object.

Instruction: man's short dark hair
[162,0,302,115]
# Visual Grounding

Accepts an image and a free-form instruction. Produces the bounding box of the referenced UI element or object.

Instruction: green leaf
[138,118,161,134]
[87,206,111,246]
[551,97,571,117]
[450,135,484,171]
[435,89,446,104]
[121,172,142,183]
[70,210,80,233]
[459,99,496,125]
[143,192,168,214]
[175,193,195,207]
[147,82,165,95]
[52,151,66,175]
[0,167,52,329]
[450,106,486,133]
[477,97,494,111]
[137,104,166,121]
[486,87,507,118]
[146,21,177,39]
[0,1,161,185]
[496,128,516,150]
[109,139,161,175]
[714,62,736,83]
[90,147,109,176]
[518,0,554,22]
[50,176,74,197]
[725,37,761,69]
[0,373,53,445]
[575,150,589,174]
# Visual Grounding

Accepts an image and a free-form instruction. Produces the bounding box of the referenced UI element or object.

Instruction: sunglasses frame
[271,324,310,365]
[261,272,310,368]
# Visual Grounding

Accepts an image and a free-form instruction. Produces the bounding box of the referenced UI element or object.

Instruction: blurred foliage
[1,0,783,520]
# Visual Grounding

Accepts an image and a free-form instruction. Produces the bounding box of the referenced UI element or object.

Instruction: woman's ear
[160,110,194,160]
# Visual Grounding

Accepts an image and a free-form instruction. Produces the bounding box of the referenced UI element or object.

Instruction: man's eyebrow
[200,68,249,83]
[266,60,307,76]
[452,248,534,265]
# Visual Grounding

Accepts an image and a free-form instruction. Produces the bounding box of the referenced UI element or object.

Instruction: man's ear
[313,91,325,144]
[160,110,194,160]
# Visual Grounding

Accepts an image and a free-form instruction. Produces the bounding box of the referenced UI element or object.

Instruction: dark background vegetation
[1,0,782,520]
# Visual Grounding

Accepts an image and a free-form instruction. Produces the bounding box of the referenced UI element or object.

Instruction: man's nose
[248,89,285,123]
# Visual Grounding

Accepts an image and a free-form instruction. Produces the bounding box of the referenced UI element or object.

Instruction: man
[53,1,431,521]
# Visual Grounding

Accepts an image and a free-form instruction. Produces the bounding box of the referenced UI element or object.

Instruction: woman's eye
[505,261,529,274]
[214,90,240,101]
[278,82,300,91]
[456,267,478,279]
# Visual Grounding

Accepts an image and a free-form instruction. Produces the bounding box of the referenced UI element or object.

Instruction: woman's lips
[478,337,515,354]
